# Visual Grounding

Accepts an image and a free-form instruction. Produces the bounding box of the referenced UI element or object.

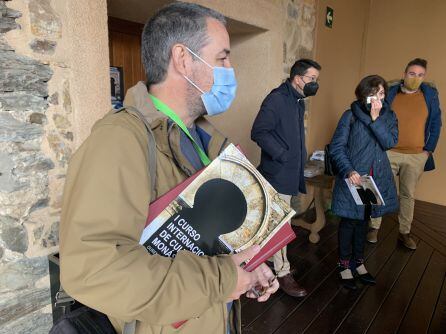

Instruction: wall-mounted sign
[326,7,333,28]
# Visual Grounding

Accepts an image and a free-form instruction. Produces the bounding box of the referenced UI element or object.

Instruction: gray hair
[142,2,226,87]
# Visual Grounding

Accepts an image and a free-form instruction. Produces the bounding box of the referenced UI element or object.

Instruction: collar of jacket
[350,99,390,125]
[284,79,305,100]
[123,82,228,176]
[126,90,228,176]
[387,80,438,104]
[151,117,228,176]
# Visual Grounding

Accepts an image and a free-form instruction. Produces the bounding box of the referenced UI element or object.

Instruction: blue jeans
[338,217,368,263]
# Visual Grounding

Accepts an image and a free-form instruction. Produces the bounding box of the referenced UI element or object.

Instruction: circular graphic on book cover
[177,146,293,252]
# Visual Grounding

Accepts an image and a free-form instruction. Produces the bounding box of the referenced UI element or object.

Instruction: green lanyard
[149,94,211,166]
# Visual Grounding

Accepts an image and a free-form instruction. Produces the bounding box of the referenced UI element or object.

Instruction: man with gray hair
[59,2,278,334]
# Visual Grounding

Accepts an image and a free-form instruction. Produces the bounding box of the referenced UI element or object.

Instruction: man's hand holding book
[228,245,280,303]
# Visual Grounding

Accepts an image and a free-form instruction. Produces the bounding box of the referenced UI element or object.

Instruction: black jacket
[251,80,307,195]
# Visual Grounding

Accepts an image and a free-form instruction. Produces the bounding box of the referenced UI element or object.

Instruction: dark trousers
[338,217,369,263]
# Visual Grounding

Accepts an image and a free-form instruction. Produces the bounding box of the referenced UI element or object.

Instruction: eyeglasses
[301,75,319,83]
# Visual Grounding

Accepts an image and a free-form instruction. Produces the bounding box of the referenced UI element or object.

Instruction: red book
[145,170,204,224]
[146,171,295,328]
[144,169,296,271]
[140,144,296,329]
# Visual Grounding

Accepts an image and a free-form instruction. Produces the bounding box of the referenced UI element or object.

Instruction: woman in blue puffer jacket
[329,75,398,289]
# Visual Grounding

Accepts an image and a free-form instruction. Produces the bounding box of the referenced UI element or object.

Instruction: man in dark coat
[368,58,442,250]
[251,59,321,297]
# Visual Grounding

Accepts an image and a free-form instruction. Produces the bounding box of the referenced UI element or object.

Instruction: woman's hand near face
[370,98,382,121]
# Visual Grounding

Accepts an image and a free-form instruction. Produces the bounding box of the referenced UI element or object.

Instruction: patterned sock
[339,259,350,269]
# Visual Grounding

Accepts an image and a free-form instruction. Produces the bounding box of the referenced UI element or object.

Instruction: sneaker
[399,233,417,250]
[277,273,307,297]
[367,229,379,243]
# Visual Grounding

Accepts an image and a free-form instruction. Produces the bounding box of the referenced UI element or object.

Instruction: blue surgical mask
[183,47,237,116]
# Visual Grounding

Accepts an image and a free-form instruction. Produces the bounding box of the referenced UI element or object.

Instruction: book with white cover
[344,175,385,206]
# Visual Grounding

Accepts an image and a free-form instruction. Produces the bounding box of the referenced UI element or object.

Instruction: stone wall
[281,0,316,78]
[0,0,75,332]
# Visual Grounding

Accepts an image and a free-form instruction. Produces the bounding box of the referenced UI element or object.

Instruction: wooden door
[108,17,146,96]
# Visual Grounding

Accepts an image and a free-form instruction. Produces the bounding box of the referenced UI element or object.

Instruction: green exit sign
[326,7,333,28]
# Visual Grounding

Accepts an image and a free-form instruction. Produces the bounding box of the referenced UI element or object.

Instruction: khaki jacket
[59,82,240,334]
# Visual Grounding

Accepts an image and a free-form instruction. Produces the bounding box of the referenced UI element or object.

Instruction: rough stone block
[52,114,71,130]
[0,308,51,334]
[21,155,54,173]
[62,80,72,114]
[0,52,52,96]
[48,92,58,105]
[29,0,62,39]
[0,288,51,333]
[0,16,19,33]
[62,131,73,141]
[29,113,46,125]
[28,198,49,214]
[0,36,13,51]
[287,3,298,19]
[29,39,56,55]
[0,151,28,192]
[47,132,71,165]
[0,1,21,33]
[0,112,43,143]
[0,92,48,113]
[0,1,21,19]
[33,225,43,240]
[0,215,28,253]
[0,256,48,294]
[40,221,58,248]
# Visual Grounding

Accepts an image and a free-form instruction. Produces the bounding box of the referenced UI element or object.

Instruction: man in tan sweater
[368,58,442,249]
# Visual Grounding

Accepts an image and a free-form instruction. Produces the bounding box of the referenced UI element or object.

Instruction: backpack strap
[111,106,157,199]
[104,106,157,334]
[54,284,75,314]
